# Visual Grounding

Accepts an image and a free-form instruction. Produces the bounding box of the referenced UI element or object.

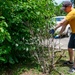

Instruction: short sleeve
[65,9,75,21]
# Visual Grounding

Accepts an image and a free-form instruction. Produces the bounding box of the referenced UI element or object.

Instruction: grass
[0,50,75,75]
[49,50,75,75]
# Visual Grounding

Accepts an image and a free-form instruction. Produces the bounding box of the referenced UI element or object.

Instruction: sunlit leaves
[0,0,60,64]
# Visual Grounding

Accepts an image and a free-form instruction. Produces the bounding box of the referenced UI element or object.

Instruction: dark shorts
[68,33,75,48]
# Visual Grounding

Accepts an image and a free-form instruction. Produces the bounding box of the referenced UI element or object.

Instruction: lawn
[0,50,75,75]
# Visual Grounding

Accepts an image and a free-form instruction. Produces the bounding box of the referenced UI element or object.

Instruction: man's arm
[54,18,68,31]
[49,18,69,35]
[59,25,67,35]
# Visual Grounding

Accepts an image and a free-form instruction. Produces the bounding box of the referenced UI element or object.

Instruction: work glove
[54,35,60,39]
[49,29,55,34]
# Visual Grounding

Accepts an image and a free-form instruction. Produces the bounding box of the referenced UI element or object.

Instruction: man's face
[64,6,72,13]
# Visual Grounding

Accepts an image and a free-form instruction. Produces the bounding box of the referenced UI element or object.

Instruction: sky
[55,0,70,5]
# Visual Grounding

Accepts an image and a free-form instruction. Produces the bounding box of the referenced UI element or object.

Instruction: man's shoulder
[67,8,75,15]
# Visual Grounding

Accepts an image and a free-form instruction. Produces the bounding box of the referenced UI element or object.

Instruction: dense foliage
[0,0,62,64]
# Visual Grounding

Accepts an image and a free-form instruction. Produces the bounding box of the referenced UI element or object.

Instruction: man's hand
[49,29,55,34]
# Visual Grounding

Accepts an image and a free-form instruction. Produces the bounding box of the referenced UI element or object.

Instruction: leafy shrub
[0,0,60,64]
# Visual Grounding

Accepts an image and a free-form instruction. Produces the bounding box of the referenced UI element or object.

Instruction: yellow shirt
[65,8,75,33]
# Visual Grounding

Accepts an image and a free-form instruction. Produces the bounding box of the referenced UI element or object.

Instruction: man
[50,1,75,73]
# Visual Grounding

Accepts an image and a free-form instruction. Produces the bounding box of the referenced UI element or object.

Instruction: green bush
[0,16,11,64]
[0,0,61,64]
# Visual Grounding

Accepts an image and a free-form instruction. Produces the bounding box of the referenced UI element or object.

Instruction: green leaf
[0,27,4,32]
[3,46,11,54]
[5,32,11,42]
[0,33,5,43]
[3,21,8,27]
[0,57,6,62]
[0,16,5,20]
[9,57,15,64]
